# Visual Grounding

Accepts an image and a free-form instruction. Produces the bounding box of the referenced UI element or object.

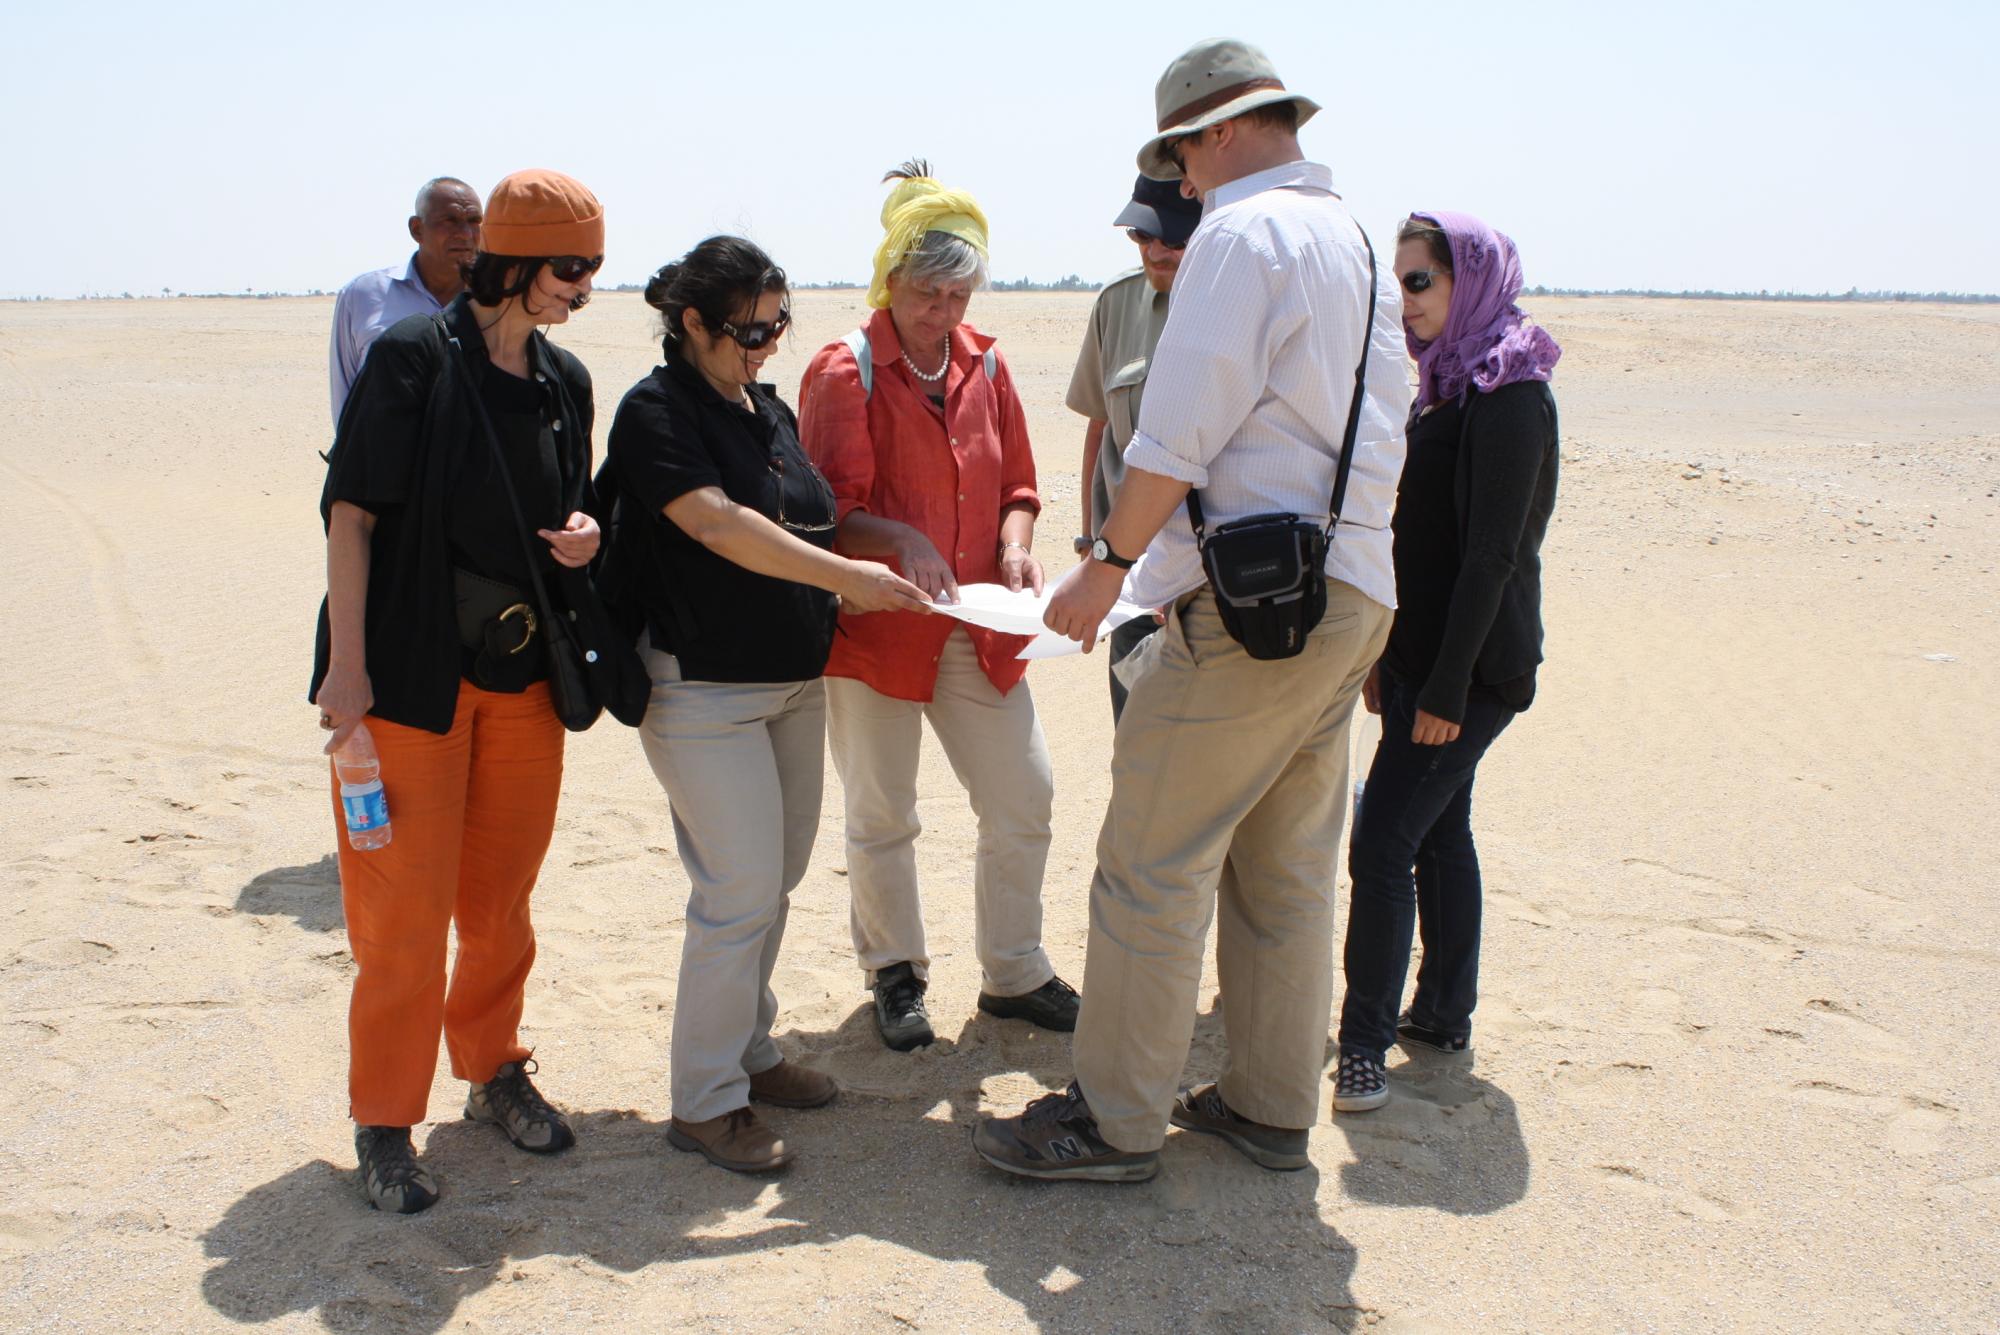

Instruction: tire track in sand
[0,456,168,696]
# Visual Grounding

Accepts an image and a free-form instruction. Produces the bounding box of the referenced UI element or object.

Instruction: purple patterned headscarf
[1406,210,1562,412]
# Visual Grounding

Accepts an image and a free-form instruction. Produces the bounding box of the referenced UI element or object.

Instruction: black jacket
[1383,379,1559,722]
[309,296,594,734]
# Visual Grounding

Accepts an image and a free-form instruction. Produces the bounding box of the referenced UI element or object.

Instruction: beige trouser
[638,638,825,1124]
[1073,584,1392,1152]
[825,627,1056,998]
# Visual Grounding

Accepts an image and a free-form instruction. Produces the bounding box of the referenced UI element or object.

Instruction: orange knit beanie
[480,169,604,258]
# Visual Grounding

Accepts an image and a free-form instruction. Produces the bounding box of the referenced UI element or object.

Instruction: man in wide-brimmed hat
[1063,174,1202,720]
[976,38,1412,1182]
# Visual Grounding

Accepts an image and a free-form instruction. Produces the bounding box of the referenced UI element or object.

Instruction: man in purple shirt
[327,177,482,424]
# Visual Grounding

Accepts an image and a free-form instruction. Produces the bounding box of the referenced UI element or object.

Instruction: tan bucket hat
[1137,39,1320,179]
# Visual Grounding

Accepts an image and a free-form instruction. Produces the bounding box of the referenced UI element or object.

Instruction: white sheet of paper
[930,580,1152,660]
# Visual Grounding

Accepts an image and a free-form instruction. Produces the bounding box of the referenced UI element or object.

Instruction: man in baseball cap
[977,38,1411,1182]
[1064,176,1202,719]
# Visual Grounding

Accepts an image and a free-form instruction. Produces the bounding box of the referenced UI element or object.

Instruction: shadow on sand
[200,1002,1374,1332]
[235,855,343,933]
[1331,1050,1530,1215]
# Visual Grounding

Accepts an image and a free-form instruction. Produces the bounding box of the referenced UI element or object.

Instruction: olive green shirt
[1065,267,1169,531]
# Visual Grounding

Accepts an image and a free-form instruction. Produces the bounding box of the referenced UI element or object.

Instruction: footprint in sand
[1550,1059,1657,1108]
[1655,917,1803,963]
[1487,887,1571,928]
[1620,856,1748,901]
[1803,998,1904,1059]
[7,936,116,970]
[1594,1162,1739,1221]
[0,1210,65,1258]
[1786,1080,1961,1155]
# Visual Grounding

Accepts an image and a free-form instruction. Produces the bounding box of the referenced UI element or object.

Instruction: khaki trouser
[639,639,825,1124]
[825,627,1056,998]
[1073,584,1392,1152]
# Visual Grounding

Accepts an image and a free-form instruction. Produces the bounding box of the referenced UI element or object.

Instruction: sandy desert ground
[0,288,1996,1333]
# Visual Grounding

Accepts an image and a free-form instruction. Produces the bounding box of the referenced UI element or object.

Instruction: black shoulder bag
[445,335,647,731]
[1186,223,1378,661]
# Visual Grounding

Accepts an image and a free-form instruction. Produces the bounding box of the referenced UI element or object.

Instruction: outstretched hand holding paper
[930,574,1151,660]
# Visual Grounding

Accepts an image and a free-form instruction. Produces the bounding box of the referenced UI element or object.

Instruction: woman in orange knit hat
[311,168,607,1213]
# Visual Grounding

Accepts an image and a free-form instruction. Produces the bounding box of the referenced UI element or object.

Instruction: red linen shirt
[798,309,1041,702]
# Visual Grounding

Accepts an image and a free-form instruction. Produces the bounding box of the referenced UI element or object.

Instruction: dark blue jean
[1337,670,1517,1063]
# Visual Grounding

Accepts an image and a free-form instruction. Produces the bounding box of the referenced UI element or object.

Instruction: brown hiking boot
[668,1107,795,1173]
[748,1060,838,1109]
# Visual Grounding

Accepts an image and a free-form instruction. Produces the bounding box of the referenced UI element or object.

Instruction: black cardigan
[1382,379,1559,723]
[309,296,595,734]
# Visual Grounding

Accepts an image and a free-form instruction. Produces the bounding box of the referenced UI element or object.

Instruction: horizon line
[9,285,2000,306]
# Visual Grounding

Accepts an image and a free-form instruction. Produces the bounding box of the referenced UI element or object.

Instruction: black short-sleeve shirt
[603,355,838,683]
[450,368,564,587]
[311,296,593,733]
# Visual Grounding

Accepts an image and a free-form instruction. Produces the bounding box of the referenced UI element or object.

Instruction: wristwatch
[1090,537,1136,570]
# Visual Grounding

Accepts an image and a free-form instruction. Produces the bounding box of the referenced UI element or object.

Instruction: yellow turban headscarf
[867,174,990,310]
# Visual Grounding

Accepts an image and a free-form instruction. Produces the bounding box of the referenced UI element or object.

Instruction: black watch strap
[1092,537,1137,570]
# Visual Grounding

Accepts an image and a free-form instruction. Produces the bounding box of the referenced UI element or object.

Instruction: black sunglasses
[1163,128,1204,174]
[546,254,604,283]
[720,308,792,351]
[1126,228,1187,252]
[1401,269,1449,296]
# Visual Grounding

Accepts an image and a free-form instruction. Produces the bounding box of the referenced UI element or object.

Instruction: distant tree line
[1524,286,2000,304]
[990,275,1102,292]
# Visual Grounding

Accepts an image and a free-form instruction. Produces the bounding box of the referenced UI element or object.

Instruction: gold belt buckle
[497,602,538,655]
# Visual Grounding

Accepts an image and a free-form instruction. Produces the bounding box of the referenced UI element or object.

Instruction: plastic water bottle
[334,724,392,851]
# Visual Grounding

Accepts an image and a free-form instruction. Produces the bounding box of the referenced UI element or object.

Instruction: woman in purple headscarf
[1332,211,1562,1113]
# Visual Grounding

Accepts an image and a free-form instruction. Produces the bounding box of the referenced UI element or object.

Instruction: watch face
[1091,539,1111,563]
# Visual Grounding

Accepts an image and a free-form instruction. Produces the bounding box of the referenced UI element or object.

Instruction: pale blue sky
[4,0,1994,298]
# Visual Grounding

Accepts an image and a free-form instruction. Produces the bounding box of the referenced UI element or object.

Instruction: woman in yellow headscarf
[798,160,1077,1054]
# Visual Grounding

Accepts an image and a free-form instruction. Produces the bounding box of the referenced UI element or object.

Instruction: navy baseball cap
[1112,175,1201,248]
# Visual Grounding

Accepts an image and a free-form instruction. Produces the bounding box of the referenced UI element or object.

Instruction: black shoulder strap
[1185,218,1377,542]
[1328,222,1379,529]
[443,334,564,628]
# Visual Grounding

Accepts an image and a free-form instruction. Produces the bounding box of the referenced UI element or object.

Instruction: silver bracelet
[1000,540,1031,557]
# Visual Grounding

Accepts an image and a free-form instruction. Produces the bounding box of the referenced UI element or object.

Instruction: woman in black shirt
[1334,211,1563,1112]
[603,237,929,1173]
[311,171,609,1211]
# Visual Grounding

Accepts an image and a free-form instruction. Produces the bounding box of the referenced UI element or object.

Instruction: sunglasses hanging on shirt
[768,451,836,533]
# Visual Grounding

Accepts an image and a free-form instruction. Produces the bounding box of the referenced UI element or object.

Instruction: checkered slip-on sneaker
[1332,1051,1390,1112]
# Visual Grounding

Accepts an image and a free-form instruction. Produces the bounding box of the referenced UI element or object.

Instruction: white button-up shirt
[327,253,450,424]
[1120,160,1410,611]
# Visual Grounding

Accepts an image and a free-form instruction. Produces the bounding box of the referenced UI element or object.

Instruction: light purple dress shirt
[328,253,449,424]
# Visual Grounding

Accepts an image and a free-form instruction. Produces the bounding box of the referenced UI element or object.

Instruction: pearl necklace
[901,335,949,383]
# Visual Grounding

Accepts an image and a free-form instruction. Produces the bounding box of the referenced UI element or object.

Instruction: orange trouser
[330,681,564,1127]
